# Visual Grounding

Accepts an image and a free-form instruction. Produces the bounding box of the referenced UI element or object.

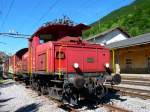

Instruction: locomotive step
[49,87,63,91]
[50,80,64,83]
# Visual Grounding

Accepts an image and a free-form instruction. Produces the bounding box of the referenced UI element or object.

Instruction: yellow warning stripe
[58,45,65,79]
[28,48,30,74]
[28,47,32,75]
[30,47,32,75]
[46,48,49,73]
[50,48,52,74]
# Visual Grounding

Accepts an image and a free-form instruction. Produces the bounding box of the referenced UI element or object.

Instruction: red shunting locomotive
[5,20,121,105]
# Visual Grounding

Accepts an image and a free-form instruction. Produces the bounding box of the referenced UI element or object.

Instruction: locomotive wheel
[62,83,79,106]
[96,84,105,99]
[31,81,37,90]
[33,80,40,92]
[41,86,48,95]
[104,86,108,96]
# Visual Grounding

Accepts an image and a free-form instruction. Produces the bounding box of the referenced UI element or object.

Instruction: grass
[0,73,5,84]
[0,79,5,84]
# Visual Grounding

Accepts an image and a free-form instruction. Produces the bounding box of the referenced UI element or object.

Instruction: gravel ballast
[0,83,64,112]
[0,82,107,112]
[0,81,150,112]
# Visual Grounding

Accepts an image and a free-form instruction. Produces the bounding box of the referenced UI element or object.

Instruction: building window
[126,59,132,64]
[40,40,44,44]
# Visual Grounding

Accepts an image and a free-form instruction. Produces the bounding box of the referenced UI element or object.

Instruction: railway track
[101,104,132,112]
[105,84,150,99]
[121,75,150,82]
[121,80,150,86]
[16,81,132,112]
[25,84,79,112]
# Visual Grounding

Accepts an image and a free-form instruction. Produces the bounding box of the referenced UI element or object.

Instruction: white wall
[88,29,128,45]
[106,33,128,44]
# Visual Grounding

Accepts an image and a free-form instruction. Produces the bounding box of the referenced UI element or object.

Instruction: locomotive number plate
[87,58,94,63]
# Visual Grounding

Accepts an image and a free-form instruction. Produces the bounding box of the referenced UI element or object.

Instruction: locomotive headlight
[105,63,109,68]
[73,63,79,68]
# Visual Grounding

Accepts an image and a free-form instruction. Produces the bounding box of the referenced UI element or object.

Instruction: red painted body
[8,48,28,75]
[23,36,110,75]
[6,24,110,76]
[8,55,16,74]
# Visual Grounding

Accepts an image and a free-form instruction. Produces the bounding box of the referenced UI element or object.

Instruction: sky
[0,0,134,55]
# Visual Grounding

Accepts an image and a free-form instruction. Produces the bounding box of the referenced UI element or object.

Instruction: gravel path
[0,80,150,112]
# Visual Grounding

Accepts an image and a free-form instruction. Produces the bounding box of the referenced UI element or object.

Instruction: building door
[126,58,132,73]
[148,57,150,73]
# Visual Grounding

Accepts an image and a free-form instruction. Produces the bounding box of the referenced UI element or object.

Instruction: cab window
[56,51,65,59]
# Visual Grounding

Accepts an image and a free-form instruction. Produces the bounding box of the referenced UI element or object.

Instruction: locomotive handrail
[46,48,49,73]
[28,47,32,75]
[58,45,66,79]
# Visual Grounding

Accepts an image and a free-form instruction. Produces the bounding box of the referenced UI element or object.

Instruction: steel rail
[106,85,150,99]
[102,104,132,112]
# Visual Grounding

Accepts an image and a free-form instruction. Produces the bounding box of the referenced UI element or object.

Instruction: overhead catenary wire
[32,0,59,29]
[0,0,15,30]
[0,32,31,39]
[0,32,31,37]
[1,35,30,39]
[0,0,3,14]
[18,0,42,30]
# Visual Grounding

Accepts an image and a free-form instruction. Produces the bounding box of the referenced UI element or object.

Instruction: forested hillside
[83,0,150,38]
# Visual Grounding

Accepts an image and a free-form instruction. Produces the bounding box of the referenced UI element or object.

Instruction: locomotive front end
[60,42,121,105]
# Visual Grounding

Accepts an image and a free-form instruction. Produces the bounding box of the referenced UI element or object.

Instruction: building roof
[85,26,131,40]
[106,33,150,49]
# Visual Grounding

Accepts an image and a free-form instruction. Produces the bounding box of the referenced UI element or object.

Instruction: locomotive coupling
[104,63,121,85]
[68,74,85,89]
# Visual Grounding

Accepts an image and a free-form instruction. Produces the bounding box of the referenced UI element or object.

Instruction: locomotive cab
[22,20,121,105]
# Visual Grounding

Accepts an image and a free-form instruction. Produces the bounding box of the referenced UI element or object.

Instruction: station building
[85,27,130,45]
[106,33,150,74]
[85,27,150,74]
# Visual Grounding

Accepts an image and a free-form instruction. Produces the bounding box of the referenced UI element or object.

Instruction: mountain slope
[83,0,150,38]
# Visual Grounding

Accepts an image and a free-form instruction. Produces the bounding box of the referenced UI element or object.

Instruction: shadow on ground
[0,104,7,108]
[0,98,14,103]
[0,81,15,88]
[59,89,127,111]
[0,98,14,112]
[15,103,41,112]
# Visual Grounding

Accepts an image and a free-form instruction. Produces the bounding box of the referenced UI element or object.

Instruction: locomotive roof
[31,23,89,41]
[15,48,28,59]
